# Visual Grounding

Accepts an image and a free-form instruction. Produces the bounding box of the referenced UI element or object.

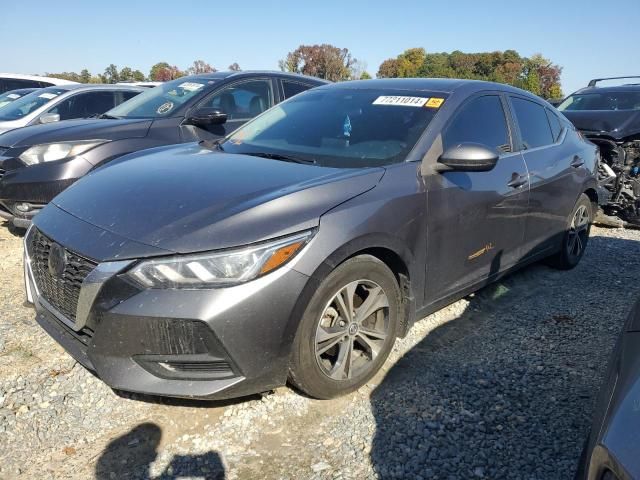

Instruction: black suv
[0,71,327,227]
[558,76,640,225]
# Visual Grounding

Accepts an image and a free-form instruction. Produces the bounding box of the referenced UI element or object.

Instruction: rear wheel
[547,193,592,270]
[289,255,401,399]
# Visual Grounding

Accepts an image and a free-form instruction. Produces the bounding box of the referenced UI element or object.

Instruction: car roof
[184,70,329,84]
[571,84,640,95]
[313,77,538,97]
[0,73,78,85]
[53,84,145,92]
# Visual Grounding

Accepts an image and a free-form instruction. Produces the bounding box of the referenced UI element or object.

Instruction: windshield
[558,91,640,111]
[221,89,443,168]
[0,89,36,109]
[0,87,67,121]
[106,78,212,119]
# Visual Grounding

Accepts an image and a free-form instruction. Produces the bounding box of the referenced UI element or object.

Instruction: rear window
[511,97,554,149]
[282,81,313,99]
[558,91,640,111]
[546,108,563,142]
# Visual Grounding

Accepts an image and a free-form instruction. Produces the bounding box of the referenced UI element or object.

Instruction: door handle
[507,174,528,189]
[571,156,585,168]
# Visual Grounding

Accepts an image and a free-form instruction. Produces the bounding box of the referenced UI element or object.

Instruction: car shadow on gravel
[1,220,26,237]
[95,422,225,480]
[369,235,640,480]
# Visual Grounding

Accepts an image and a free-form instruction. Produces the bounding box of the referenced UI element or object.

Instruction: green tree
[396,48,426,77]
[79,69,92,83]
[103,64,120,84]
[360,71,372,80]
[119,67,134,82]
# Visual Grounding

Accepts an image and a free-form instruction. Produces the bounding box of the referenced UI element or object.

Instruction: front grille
[30,229,97,322]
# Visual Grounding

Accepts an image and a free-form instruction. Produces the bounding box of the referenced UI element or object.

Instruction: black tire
[288,255,402,399]
[547,193,593,270]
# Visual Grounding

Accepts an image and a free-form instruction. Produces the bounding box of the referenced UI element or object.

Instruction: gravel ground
[1,223,639,480]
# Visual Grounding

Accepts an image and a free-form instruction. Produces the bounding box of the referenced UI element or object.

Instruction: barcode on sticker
[373,96,429,107]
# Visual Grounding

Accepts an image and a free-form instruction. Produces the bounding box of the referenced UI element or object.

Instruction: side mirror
[438,143,499,172]
[39,113,60,125]
[187,107,227,126]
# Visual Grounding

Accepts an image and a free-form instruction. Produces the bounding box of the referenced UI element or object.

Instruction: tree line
[279,45,562,98]
[46,60,241,84]
[44,45,563,99]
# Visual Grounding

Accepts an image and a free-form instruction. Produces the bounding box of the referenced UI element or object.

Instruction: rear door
[425,93,529,302]
[508,95,579,258]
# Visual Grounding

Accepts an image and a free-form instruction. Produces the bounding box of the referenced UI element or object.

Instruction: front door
[182,78,275,142]
[424,94,530,303]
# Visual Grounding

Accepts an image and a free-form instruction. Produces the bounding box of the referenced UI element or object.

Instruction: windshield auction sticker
[157,101,174,114]
[38,93,58,100]
[373,96,429,107]
[425,98,445,108]
[178,82,205,92]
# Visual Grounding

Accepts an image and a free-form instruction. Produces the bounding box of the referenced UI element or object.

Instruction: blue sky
[3,0,639,94]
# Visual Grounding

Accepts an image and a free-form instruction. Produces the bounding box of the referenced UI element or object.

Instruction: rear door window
[545,108,563,142]
[282,81,313,99]
[49,91,117,120]
[510,97,554,149]
[443,95,511,153]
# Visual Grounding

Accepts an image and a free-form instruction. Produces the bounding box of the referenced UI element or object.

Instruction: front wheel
[288,255,402,399]
[547,193,592,270]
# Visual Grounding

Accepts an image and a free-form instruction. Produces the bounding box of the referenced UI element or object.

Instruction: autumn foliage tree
[377,48,563,98]
[188,60,216,75]
[280,44,357,81]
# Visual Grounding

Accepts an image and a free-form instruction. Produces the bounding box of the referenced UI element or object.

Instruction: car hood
[563,110,640,140]
[0,118,152,148]
[50,143,385,257]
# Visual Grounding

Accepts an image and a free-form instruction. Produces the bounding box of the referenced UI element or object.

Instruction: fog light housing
[15,203,31,213]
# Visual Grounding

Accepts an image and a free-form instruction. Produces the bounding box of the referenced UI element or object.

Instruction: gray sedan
[25,78,598,400]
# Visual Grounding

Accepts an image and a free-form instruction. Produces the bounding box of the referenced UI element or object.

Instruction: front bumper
[0,153,92,227]
[24,230,312,400]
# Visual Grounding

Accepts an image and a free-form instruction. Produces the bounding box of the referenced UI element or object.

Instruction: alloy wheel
[314,280,390,381]
[567,204,590,259]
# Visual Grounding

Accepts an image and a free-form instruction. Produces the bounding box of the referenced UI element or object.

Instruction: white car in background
[0,84,143,135]
[0,73,77,94]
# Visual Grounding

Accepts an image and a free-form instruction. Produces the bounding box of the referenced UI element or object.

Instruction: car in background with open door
[0,71,326,227]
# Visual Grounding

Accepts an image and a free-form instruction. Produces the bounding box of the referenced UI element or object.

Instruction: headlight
[126,230,314,289]
[19,140,109,165]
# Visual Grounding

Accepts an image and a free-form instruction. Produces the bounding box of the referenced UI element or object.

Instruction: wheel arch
[282,234,418,359]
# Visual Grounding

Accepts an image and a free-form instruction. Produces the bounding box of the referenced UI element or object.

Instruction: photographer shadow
[95,422,225,480]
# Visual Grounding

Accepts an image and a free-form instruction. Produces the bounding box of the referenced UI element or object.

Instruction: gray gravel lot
[1,223,639,479]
